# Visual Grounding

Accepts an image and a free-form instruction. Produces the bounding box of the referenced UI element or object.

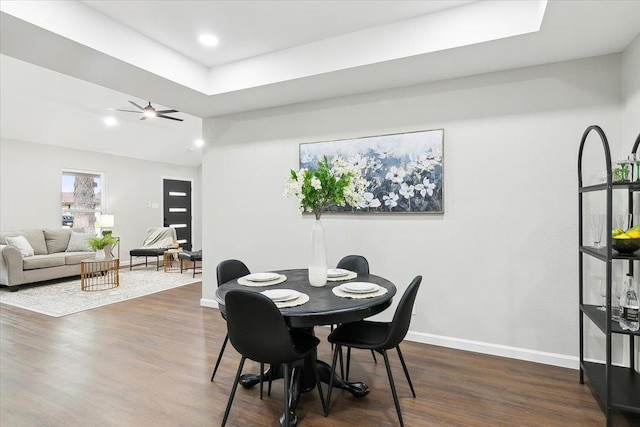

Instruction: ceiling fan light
[143,110,157,118]
[103,117,117,126]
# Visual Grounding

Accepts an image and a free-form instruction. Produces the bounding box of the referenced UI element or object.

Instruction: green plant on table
[87,235,117,250]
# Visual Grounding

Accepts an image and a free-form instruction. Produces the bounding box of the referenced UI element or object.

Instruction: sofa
[0,228,96,288]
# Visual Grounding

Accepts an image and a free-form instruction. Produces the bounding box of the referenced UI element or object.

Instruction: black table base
[239,356,369,427]
[238,360,369,397]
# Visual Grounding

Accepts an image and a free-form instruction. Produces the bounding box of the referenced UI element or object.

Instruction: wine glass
[616,158,631,182]
[597,279,607,311]
[631,153,640,182]
[589,214,604,249]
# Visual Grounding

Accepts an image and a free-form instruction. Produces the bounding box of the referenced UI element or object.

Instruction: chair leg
[268,363,273,397]
[371,349,378,364]
[312,356,327,416]
[338,345,344,379]
[259,362,264,400]
[210,334,229,381]
[326,344,341,416]
[381,349,404,427]
[330,324,335,350]
[283,362,291,427]
[221,356,246,427]
[346,346,352,381]
[193,260,196,278]
[396,345,416,398]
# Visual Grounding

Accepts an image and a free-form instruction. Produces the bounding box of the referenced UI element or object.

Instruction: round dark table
[215,269,396,425]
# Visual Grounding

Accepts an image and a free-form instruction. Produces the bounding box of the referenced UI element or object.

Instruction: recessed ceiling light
[194,139,205,147]
[198,34,219,47]
[104,117,117,127]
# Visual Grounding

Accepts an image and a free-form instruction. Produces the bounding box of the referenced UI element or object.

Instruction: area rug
[0,268,199,317]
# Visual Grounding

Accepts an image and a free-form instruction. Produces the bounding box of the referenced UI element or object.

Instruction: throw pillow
[66,232,94,252]
[44,229,72,253]
[6,235,35,257]
[13,229,48,255]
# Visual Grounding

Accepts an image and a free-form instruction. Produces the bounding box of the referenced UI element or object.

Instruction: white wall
[201,54,623,367]
[622,33,640,147]
[0,139,201,257]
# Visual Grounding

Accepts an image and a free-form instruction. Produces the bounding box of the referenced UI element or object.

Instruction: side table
[81,258,120,291]
[164,248,183,273]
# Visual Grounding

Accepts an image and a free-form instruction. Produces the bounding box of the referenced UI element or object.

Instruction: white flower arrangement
[285,156,366,219]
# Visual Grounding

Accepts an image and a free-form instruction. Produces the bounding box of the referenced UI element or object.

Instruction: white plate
[261,289,300,302]
[340,282,380,294]
[327,268,351,278]
[245,272,280,282]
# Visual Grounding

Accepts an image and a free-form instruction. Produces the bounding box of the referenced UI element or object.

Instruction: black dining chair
[221,289,327,427]
[336,255,370,276]
[326,275,422,427]
[210,259,251,382]
[334,255,377,368]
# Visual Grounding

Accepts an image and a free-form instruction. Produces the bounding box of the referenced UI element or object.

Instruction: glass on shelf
[589,214,604,249]
[613,158,632,183]
[629,152,640,182]
[597,278,607,311]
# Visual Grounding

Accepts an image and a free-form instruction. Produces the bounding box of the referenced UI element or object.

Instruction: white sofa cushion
[66,232,94,252]
[22,254,65,270]
[5,235,34,257]
[64,252,95,265]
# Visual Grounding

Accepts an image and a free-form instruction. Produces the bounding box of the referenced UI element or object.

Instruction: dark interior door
[163,179,192,251]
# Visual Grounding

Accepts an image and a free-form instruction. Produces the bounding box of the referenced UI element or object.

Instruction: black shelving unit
[578,126,640,427]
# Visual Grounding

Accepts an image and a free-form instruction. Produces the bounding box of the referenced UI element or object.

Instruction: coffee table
[80,258,120,291]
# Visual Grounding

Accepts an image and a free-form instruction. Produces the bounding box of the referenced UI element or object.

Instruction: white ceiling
[81,0,476,68]
[1,0,639,167]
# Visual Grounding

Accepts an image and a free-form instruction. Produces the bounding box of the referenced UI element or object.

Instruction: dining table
[215,268,396,425]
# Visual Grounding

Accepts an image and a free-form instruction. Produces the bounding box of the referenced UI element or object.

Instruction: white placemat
[275,292,309,308]
[327,271,358,282]
[332,285,388,299]
[237,274,287,287]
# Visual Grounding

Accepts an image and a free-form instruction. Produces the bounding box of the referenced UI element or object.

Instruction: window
[61,170,104,232]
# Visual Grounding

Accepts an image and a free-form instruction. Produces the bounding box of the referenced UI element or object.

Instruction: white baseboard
[198,298,578,369]
[405,331,578,370]
[200,298,219,309]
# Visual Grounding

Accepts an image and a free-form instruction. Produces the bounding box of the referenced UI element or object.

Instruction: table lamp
[95,214,115,237]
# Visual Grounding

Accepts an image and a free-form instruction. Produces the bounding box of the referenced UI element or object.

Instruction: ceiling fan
[115,101,184,121]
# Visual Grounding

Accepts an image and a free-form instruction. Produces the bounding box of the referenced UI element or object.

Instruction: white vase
[95,249,106,260]
[309,219,327,287]
[103,244,114,259]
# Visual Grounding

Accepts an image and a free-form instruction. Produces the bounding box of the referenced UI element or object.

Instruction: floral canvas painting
[299,129,444,213]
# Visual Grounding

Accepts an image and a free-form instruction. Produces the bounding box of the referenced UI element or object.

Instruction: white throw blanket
[141,227,176,248]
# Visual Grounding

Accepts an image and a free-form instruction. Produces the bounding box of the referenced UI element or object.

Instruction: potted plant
[87,235,118,259]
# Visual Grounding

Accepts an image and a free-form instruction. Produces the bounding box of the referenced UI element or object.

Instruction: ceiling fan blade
[156,109,179,114]
[115,109,141,113]
[157,114,184,122]
[129,101,145,111]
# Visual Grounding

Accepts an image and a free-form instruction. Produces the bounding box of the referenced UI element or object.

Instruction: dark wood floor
[1,282,637,427]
